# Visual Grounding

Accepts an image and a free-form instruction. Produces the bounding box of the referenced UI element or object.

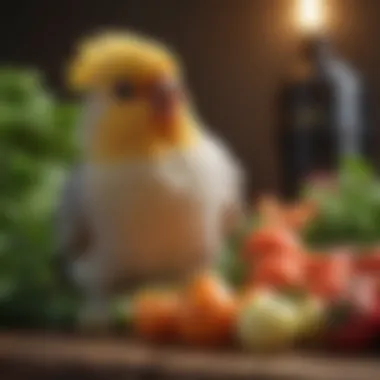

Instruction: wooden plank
[0,331,379,380]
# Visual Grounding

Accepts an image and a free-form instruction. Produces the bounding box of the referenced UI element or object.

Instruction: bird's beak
[150,78,182,136]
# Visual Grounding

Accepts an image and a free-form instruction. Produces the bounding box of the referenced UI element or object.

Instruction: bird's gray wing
[223,151,246,234]
[55,166,91,283]
[206,132,247,234]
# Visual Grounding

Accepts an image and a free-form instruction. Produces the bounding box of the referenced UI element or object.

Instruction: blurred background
[0,0,380,330]
[1,0,380,192]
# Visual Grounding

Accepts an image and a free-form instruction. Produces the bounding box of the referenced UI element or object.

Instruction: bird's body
[69,133,240,291]
[58,31,244,327]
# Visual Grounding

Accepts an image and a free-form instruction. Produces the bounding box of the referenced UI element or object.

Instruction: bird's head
[68,31,199,162]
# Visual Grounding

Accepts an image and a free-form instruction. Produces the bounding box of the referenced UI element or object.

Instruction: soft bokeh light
[298,0,324,34]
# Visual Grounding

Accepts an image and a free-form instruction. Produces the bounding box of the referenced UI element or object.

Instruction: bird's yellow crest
[68,30,180,91]
[67,31,200,163]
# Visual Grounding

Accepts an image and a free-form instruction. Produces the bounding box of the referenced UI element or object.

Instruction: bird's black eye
[112,81,135,101]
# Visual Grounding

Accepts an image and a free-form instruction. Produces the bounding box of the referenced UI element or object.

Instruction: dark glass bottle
[277,35,371,200]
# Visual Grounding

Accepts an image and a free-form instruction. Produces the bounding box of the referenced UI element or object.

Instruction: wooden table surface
[0,331,379,380]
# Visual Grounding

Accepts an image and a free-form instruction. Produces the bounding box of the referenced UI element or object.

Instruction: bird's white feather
[71,134,242,289]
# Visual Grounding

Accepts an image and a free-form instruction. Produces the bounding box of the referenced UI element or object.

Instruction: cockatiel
[57,31,244,326]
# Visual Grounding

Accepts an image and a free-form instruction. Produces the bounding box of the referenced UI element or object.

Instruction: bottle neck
[296,34,335,79]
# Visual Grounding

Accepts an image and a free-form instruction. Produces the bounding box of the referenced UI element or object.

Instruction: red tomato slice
[354,250,380,275]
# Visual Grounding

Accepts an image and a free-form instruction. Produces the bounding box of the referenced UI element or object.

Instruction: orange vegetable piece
[244,226,301,261]
[306,252,353,300]
[257,196,318,231]
[178,273,237,347]
[133,290,181,343]
[280,200,319,231]
[253,251,305,289]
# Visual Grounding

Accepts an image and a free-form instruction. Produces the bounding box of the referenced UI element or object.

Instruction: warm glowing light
[298,0,324,33]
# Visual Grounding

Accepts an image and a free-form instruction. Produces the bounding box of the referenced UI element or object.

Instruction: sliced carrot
[257,196,318,231]
[280,200,319,231]
[133,290,181,343]
[244,226,301,262]
[253,252,305,289]
[306,252,353,300]
[178,273,237,347]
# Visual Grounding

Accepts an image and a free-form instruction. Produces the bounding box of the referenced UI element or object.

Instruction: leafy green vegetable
[303,157,380,247]
[0,67,80,329]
